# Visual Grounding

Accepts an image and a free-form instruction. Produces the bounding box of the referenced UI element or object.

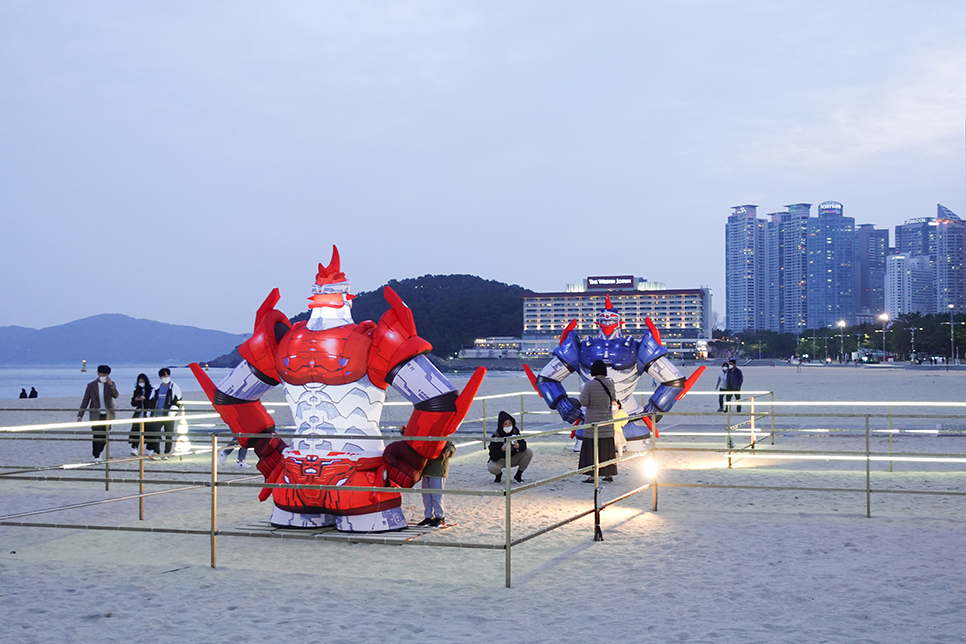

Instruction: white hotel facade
[520,276,712,358]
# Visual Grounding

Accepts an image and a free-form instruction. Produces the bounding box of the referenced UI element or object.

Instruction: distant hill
[205,274,532,367]
[0,314,249,365]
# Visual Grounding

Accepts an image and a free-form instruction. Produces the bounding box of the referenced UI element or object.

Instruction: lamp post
[879,313,889,362]
[837,320,846,362]
[950,304,956,366]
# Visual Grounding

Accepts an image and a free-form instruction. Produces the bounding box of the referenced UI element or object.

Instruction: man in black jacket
[487,411,533,483]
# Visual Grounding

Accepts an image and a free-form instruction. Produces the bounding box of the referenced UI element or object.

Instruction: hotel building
[521,276,712,358]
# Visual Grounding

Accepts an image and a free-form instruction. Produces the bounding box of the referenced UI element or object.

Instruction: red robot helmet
[597,294,622,335]
[308,245,356,309]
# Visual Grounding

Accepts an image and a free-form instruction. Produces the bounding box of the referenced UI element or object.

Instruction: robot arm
[383,359,486,487]
[525,322,584,425]
[636,318,704,433]
[370,285,487,487]
[189,290,292,482]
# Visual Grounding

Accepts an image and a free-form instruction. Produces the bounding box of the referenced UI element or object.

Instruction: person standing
[77,365,119,462]
[128,373,154,456]
[715,362,729,412]
[578,359,617,483]
[726,359,744,413]
[487,411,533,483]
[149,368,182,458]
[418,439,455,527]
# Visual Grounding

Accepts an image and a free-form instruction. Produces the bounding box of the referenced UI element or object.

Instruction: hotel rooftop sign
[587,275,634,290]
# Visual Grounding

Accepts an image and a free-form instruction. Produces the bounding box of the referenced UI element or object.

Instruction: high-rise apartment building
[854,223,889,316]
[806,201,856,328]
[936,204,966,313]
[885,254,935,318]
[895,217,936,257]
[725,205,765,332]
[763,204,810,333]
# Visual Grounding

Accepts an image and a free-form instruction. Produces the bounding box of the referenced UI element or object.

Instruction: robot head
[308,245,356,309]
[597,295,622,336]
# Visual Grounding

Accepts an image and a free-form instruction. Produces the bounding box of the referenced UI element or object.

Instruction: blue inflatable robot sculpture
[525,295,704,447]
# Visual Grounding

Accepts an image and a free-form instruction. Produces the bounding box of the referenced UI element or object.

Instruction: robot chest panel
[580,338,637,370]
[276,324,372,386]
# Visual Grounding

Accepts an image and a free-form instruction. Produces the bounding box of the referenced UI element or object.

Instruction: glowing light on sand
[643,456,657,479]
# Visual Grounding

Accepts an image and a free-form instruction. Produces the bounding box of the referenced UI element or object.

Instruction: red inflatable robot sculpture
[191,246,484,532]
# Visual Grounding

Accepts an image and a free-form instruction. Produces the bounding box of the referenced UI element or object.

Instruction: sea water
[0,365,232,400]
[0,364,526,400]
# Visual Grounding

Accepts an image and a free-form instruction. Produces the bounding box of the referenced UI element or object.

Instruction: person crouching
[487,411,533,484]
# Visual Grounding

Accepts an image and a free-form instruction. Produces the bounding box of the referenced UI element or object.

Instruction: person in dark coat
[128,373,155,455]
[487,411,533,483]
[19,388,28,398]
[28,387,38,398]
[578,359,617,482]
[726,359,744,413]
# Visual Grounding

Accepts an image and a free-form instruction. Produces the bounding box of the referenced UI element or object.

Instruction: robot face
[598,309,620,335]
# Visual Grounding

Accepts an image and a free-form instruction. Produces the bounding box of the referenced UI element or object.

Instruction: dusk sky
[3,1,965,334]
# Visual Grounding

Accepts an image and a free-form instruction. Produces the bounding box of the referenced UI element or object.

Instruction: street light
[837,320,846,362]
[879,313,889,362]
[950,304,955,366]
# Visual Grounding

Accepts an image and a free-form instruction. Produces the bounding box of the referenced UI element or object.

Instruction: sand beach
[2,364,966,643]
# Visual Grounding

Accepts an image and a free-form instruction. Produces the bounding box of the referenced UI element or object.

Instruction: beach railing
[4,392,966,587]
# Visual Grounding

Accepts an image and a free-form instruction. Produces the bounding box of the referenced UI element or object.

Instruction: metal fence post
[651,420,658,512]
[104,422,110,492]
[593,423,603,542]
[138,423,145,521]
[865,416,871,519]
[770,392,775,445]
[726,409,733,469]
[888,405,894,473]
[504,433,512,588]
[211,435,218,568]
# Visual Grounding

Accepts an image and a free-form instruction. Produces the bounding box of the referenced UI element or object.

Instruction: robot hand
[555,397,584,425]
[380,440,428,488]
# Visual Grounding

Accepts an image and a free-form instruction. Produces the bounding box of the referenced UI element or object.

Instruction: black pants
[92,412,110,458]
[158,418,175,454]
[725,391,742,413]
[128,410,149,449]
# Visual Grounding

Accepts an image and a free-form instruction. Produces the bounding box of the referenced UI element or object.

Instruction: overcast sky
[2,1,965,334]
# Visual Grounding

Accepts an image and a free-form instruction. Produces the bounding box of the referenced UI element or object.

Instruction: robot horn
[605,294,613,309]
[315,245,346,285]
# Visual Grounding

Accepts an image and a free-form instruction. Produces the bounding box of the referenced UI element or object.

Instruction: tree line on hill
[711,311,966,362]
[208,274,532,366]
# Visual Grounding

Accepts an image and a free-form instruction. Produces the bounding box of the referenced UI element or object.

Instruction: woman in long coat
[578,359,617,482]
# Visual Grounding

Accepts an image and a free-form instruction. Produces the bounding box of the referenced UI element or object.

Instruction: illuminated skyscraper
[725,205,765,332]
[936,204,966,313]
[764,204,810,332]
[806,201,856,327]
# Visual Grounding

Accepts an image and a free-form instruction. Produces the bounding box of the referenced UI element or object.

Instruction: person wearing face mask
[487,411,533,483]
[715,362,729,412]
[128,373,154,456]
[77,365,119,463]
[148,368,182,458]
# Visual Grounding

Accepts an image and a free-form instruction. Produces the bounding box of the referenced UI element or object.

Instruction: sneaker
[130,448,139,456]
[161,456,169,461]
[218,450,228,464]
[513,471,524,483]
[582,477,594,484]
[93,457,102,464]
[237,460,251,469]
[603,476,614,482]
[416,517,434,527]
[494,473,502,483]
[146,449,156,456]
[429,517,445,527]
